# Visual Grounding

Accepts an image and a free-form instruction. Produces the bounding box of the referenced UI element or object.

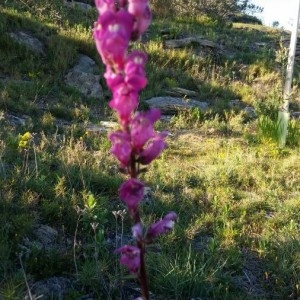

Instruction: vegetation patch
[0,0,300,299]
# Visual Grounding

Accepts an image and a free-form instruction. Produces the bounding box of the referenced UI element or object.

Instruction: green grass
[0,0,300,299]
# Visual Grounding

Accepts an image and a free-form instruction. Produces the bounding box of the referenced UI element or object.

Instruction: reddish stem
[138,240,150,300]
[129,155,150,300]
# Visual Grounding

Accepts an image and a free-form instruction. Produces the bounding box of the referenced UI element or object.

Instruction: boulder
[164,36,219,49]
[63,0,93,10]
[166,87,198,97]
[65,54,103,98]
[291,111,300,119]
[26,277,72,300]
[9,31,46,56]
[145,96,208,115]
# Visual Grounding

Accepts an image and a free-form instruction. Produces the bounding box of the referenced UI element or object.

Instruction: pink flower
[146,212,177,241]
[128,0,148,17]
[115,245,140,274]
[109,131,131,167]
[130,109,161,150]
[104,66,124,90]
[125,51,147,92]
[93,10,134,68]
[119,179,145,213]
[132,222,143,241]
[94,0,116,15]
[132,5,151,39]
[139,132,168,164]
[109,83,139,124]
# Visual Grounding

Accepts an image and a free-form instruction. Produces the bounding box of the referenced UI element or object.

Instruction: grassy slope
[0,1,300,299]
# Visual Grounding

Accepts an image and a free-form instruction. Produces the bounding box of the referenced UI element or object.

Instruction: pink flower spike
[125,51,147,92]
[104,66,124,90]
[109,84,139,123]
[95,0,116,15]
[131,109,161,150]
[132,222,143,241]
[132,5,152,39]
[128,0,148,17]
[139,132,168,165]
[119,179,145,213]
[93,10,134,68]
[115,245,141,274]
[146,212,177,241]
[109,131,131,167]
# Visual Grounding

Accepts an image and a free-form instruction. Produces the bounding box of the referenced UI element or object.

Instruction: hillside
[0,1,300,299]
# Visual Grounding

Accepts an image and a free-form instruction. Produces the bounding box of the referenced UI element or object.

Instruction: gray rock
[63,0,93,11]
[143,187,153,205]
[166,87,198,97]
[6,113,32,127]
[85,121,118,133]
[229,99,242,109]
[291,111,300,119]
[164,36,218,49]
[146,96,208,115]
[243,106,256,119]
[72,55,99,74]
[65,54,103,98]
[9,31,46,56]
[34,225,58,249]
[26,276,71,300]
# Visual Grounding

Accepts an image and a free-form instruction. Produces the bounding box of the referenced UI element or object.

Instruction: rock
[229,99,242,109]
[77,294,94,300]
[65,54,103,98]
[71,55,99,74]
[255,42,267,47]
[160,115,172,122]
[243,106,256,119]
[9,31,46,56]
[164,36,219,49]
[6,113,32,127]
[63,0,93,10]
[145,96,209,115]
[143,187,153,205]
[26,276,72,300]
[34,224,58,250]
[291,111,300,119]
[166,87,198,97]
[85,121,118,133]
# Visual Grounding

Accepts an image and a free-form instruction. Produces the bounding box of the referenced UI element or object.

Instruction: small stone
[291,111,300,119]
[243,106,256,119]
[229,99,242,109]
[143,187,153,205]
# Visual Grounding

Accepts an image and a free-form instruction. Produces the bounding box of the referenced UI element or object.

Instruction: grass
[0,1,300,299]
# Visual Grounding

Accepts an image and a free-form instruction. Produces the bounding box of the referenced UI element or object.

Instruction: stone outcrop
[164,35,219,50]
[145,96,209,114]
[64,54,103,98]
[63,0,93,11]
[9,31,46,56]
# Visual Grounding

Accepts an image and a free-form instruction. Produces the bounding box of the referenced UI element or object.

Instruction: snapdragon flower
[93,1,176,298]
[146,212,177,242]
[115,245,141,274]
[119,178,144,214]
